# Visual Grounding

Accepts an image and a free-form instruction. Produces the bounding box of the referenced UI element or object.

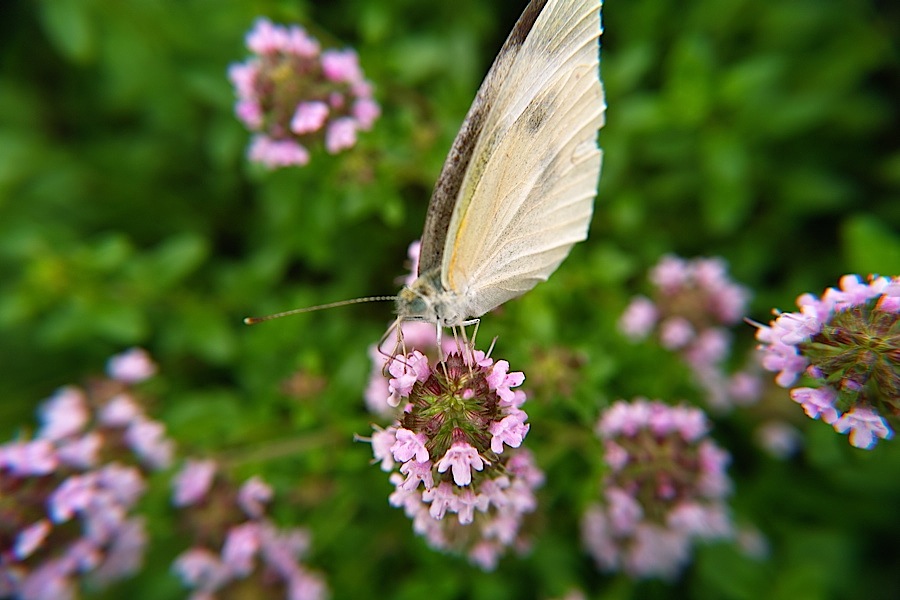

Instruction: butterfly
[245,0,604,333]
[396,0,605,329]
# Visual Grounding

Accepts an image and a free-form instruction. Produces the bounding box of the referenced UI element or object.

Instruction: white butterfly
[396,0,605,328]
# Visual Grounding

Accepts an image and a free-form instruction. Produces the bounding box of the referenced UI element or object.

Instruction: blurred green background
[1,0,899,598]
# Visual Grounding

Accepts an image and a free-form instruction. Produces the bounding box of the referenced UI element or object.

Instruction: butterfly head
[396,271,466,327]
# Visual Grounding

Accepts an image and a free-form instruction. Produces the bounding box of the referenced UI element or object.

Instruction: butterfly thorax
[396,268,469,327]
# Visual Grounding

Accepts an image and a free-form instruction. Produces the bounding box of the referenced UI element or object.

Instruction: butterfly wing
[434,0,605,318]
[417,0,552,278]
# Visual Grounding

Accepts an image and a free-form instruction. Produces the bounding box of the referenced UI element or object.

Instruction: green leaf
[37,0,95,63]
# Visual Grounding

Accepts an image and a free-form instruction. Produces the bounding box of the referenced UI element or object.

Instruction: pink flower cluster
[370,350,543,570]
[0,349,168,599]
[582,399,733,579]
[229,17,380,168]
[619,255,760,410]
[171,461,327,600]
[756,274,899,449]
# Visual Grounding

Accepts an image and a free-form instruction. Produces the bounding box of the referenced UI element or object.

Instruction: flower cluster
[0,348,169,599]
[755,274,899,449]
[171,461,327,600]
[229,17,380,168]
[370,349,543,570]
[582,399,732,579]
[619,254,760,410]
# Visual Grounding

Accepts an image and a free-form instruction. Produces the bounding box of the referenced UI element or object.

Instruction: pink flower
[372,347,540,568]
[228,62,258,98]
[1,439,58,476]
[833,406,894,449]
[605,487,643,534]
[238,476,273,518]
[649,255,690,293]
[174,548,228,591]
[245,18,286,55]
[391,428,430,463]
[98,394,141,427]
[290,101,329,135]
[284,25,320,57]
[436,442,486,486]
[324,117,358,154]
[659,316,695,350]
[790,386,839,424]
[248,135,310,168]
[352,98,381,130]
[321,49,363,84]
[106,347,157,383]
[423,481,459,520]
[38,386,89,441]
[667,502,732,538]
[489,411,530,453]
[370,427,397,470]
[387,351,430,407]
[603,441,629,471]
[222,523,262,576]
[758,335,808,387]
[399,459,434,491]
[585,399,732,579]
[19,561,76,600]
[235,99,263,129]
[618,296,658,340]
[755,421,802,458]
[172,460,217,507]
[125,417,174,469]
[14,520,52,560]
[57,433,103,468]
[486,360,526,405]
[757,274,900,450]
[455,488,489,525]
[230,20,378,169]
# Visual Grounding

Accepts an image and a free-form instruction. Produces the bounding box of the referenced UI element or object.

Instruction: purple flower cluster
[756,274,899,449]
[582,399,733,579]
[171,461,327,600]
[370,349,544,570]
[229,17,380,168]
[619,255,760,410]
[0,348,168,599]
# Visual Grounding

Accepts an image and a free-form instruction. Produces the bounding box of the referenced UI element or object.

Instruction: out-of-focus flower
[583,399,733,579]
[369,348,542,569]
[173,459,218,507]
[106,347,158,383]
[0,350,169,597]
[229,17,380,169]
[755,274,899,449]
[170,462,327,600]
[619,255,760,411]
[755,421,803,459]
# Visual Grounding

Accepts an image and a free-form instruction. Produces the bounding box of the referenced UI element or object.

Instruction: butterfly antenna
[243,296,397,325]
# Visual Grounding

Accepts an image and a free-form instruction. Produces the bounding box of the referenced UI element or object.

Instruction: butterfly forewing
[416,0,551,278]
[439,0,604,317]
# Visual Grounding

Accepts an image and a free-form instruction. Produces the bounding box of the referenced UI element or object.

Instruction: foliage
[1,0,899,598]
